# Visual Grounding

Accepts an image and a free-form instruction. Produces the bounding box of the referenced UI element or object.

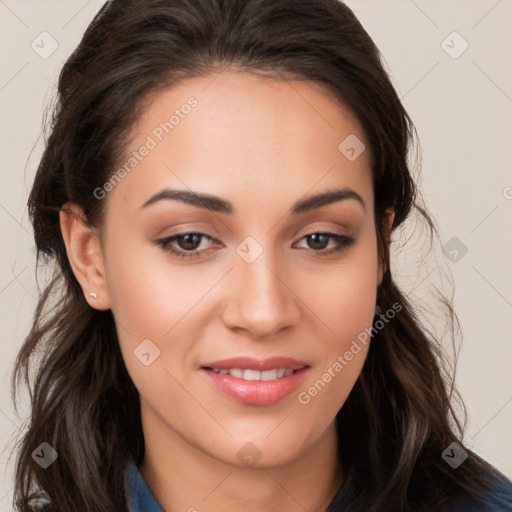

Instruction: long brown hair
[10,0,507,510]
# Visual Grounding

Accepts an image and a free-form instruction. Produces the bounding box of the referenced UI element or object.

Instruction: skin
[60,69,394,511]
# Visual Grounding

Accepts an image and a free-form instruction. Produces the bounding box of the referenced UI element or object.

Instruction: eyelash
[154,231,356,260]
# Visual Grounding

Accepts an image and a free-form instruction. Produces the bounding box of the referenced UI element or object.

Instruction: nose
[221,248,301,339]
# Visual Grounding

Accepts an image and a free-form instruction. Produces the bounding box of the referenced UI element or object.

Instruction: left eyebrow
[140,186,366,214]
[290,187,366,214]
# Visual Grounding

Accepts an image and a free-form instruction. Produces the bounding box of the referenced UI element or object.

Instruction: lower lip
[201,367,309,405]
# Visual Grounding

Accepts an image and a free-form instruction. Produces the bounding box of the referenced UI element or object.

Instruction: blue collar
[126,462,164,512]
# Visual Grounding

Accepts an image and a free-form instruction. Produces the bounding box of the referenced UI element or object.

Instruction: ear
[377,209,395,286]
[59,202,111,310]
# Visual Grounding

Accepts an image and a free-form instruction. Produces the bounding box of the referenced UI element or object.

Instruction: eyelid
[293,231,355,252]
[154,232,220,258]
[155,229,355,260]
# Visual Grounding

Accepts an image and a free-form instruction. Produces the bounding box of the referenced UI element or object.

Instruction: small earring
[89,292,98,299]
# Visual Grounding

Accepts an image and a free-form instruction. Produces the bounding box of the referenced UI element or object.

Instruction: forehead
[106,70,373,218]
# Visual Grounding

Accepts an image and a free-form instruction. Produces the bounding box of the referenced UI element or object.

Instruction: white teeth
[229,368,244,378]
[210,367,298,380]
[244,369,262,381]
[261,369,278,381]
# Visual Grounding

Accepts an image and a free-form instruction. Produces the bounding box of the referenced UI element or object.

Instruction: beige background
[1,0,511,508]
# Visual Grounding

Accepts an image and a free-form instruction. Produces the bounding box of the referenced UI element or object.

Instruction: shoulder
[445,469,512,511]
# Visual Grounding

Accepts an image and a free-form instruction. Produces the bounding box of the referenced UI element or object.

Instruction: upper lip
[201,356,309,371]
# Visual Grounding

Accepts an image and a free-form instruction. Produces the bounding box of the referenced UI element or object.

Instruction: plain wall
[1,0,511,508]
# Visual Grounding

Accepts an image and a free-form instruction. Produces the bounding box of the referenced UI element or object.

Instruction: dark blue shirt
[126,461,512,511]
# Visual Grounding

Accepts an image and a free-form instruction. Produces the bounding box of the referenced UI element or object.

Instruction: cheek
[102,231,232,393]
[103,240,209,406]
[103,229,220,338]
[298,230,379,346]
[294,231,378,408]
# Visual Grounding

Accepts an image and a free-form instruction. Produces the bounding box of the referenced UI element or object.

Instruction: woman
[11,0,512,511]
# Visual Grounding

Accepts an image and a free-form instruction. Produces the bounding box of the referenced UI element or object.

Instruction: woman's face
[87,71,392,468]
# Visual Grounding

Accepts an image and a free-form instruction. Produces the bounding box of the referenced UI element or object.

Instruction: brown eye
[174,233,203,251]
[155,232,216,259]
[306,233,330,250]
[295,232,355,255]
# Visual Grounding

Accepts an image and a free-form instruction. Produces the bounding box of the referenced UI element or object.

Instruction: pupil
[180,234,201,250]
[309,233,328,250]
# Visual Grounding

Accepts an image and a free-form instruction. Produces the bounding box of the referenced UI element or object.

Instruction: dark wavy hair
[10,0,508,511]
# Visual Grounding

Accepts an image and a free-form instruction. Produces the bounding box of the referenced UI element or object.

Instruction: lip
[200,357,310,406]
[201,367,309,405]
[200,356,309,371]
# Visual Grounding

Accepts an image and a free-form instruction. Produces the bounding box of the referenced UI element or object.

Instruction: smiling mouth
[201,367,304,381]
[200,364,310,405]
[199,356,310,404]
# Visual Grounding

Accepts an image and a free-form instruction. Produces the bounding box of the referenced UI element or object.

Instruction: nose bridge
[222,237,299,337]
